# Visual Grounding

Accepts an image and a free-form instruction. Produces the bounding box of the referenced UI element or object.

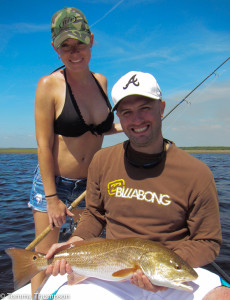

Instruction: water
[0,152,229,294]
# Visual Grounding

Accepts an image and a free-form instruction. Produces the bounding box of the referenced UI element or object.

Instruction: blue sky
[0,0,230,148]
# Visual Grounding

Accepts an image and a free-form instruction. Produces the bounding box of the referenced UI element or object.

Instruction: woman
[28,7,122,295]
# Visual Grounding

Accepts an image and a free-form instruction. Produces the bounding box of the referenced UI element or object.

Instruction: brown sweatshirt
[74,141,222,268]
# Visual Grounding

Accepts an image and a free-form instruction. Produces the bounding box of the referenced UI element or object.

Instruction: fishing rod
[211,261,230,285]
[162,56,230,121]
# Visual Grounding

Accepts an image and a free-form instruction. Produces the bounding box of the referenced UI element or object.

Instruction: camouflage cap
[51,7,91,49]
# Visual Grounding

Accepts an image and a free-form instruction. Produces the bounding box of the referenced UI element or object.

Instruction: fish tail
[5,248,45,289]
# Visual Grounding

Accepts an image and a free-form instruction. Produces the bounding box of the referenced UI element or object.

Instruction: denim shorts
[28,165,87,212]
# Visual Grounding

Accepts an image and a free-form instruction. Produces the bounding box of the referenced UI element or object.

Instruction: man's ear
[90,33,94,48]
[161,100,166,116]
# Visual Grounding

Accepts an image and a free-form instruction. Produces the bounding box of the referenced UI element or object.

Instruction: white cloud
[0,23,49,34]
[0,23,49,52]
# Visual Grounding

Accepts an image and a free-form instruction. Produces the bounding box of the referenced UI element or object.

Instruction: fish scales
[53,239,149,280]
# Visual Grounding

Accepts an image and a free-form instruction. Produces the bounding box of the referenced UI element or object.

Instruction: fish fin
[60,238,119,252]
[55,238,106,254]
[67,272,87,285]
[5,248,44,289]
[112,267,139,278]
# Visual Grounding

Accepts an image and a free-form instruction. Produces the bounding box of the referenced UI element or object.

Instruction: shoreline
[1,148,230,154]
[184,150,230,153]
[0,149,37,154]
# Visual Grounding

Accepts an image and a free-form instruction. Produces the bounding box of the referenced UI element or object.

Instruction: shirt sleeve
[173,177,222,267]
[73,153,106,239]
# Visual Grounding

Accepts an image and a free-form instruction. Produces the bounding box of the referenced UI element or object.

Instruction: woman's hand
[130,270,168,292]
[47,197,74,229]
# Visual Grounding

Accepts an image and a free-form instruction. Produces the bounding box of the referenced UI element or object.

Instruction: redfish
[6,238,198,292]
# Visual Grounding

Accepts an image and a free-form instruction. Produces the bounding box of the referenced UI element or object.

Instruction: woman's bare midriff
[53,132,103,179]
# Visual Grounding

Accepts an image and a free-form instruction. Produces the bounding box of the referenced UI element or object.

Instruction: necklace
[125,139,168,168]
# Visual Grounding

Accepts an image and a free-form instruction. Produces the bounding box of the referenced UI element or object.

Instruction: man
[45,71,229,299]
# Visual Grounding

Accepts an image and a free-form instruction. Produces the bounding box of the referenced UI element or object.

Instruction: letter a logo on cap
[123,74,140,90]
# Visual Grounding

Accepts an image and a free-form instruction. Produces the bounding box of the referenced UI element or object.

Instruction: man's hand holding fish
[130,270,168,293]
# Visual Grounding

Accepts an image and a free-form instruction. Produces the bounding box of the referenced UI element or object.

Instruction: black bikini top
[54,69,114,137]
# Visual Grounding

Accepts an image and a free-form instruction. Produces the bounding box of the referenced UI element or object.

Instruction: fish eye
[169,260,181,269]
[175,264,181,270]
[33,255,37,260]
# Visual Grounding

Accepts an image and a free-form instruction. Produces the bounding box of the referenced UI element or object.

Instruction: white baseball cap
[111,71,162,111]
